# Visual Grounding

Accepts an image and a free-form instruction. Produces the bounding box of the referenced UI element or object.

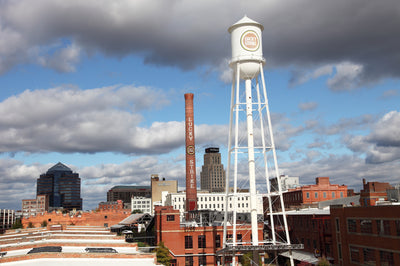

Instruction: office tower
[37,162,82,211]
[200,147,226,192]
[107,185,151,203]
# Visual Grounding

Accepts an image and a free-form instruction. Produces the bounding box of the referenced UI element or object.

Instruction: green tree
[131,209,143,214]
[241,252,262,266]
[317,257,331,266]
[41,220,48,227]
[156,241,171,266]
[27,221,34,228]
[12,219,23,229]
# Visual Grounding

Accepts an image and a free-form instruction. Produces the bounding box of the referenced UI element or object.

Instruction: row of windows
[174,196,250,202]
[174,202,250,211]
[184,234,242,249]
[350,245,396,265]
[305,191,344,199]
[347,218,400,236]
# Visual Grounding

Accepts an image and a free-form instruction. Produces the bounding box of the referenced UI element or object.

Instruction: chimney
[184,93,197,214]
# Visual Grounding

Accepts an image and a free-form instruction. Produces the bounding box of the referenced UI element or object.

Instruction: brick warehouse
[331,204,400,265]
[21,209,131,228]
[155,206,263,266]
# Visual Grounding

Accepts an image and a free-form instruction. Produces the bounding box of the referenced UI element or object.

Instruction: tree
[131,209,143,214]
[241,252,262,266]
[317,257,331,266]
[156,241,171,266]
[27,222,34,228]
[12,219,23,229]
[41,220,48,227]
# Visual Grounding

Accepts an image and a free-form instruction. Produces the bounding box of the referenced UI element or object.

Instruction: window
[315,192,318,198]
[380,250,394,266]
[335,218,340,232]
[237,234,242,245]
[347,219,357,233]
[306,192,310,198]
[185,255,194,266]
[338,244,342,259]
[340,192,343,198]
[167,215,175,221]
[215,235,221,248]
[199,255,207,266]
[332,192,335,198]
[323,192,327,198]
[363,248,376,265]
[360,219,372,234]
[198,235,206,248]
[396,220,400,236]
[185,236,193,249]
[350,246,360,263]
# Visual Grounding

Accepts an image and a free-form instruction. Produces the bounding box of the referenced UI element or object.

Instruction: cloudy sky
[0,0,399,210]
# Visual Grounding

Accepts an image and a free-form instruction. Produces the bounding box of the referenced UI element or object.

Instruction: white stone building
[164,191,263,220]
[131,197,152,215]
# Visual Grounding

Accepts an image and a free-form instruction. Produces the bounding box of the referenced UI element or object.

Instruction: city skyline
[0,1,399,210]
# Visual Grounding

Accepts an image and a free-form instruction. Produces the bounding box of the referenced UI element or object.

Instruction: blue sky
[0,0,399,210]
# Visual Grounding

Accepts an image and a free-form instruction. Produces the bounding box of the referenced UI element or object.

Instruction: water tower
[218,16,302,265]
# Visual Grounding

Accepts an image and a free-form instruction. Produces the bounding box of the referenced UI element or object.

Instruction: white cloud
[327,62,364,91]
[38,43,81,72]
[299,102,318,111]
[1,0,399,85]
[290,65,333,86]
[343,111,400,164]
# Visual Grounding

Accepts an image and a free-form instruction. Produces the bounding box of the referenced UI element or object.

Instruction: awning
[279,250,319,264]
[110,224,126,229]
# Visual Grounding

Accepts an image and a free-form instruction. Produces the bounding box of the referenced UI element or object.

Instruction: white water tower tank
[228,16,265,80]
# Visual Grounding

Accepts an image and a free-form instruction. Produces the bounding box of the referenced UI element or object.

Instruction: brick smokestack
[184,93,197,213]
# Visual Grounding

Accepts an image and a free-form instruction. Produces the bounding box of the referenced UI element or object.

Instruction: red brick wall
[331,205,400,265]
[155,206,263,266]
[22,210,130,228]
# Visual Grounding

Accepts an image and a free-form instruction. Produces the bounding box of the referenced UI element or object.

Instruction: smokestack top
[184,93,194,100]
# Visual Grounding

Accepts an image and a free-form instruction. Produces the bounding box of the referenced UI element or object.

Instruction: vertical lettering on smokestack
[184,93,197,213]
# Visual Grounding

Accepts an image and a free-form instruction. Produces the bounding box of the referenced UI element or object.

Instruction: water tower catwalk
[218,16,302,265]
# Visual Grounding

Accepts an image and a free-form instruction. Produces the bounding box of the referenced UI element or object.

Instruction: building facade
[331,205,400,265]
[165,192,263,221]
[37,162,82,211]
[359,178,394,206]
[22,194,49,217]
[131,196,152,214]
[284,208,334,264]
[107,185,151,203]
[151,174,178,211]
[200,147,226,192]
[281,177,347,209]
[270,175,299,192]
[98,200,124,211]
[1,209,15,233]
[155,206,263,266]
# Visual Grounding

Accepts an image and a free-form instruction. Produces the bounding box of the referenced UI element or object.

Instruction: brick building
[98,200,124,211]
[284,208,334,264]
[276,177,347,210]
[331,205,400,265]
[22,209,131,228]
[360,178,394,206]
[155,206,263,266]
[22,194,49,217]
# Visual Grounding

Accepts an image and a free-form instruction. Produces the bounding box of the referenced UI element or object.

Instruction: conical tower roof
[228,15,264,33]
